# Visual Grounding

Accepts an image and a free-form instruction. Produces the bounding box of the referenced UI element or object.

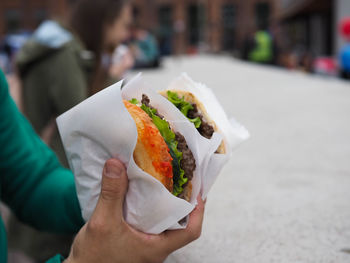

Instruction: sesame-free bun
[124,100,173,192]
[180,181,192,202]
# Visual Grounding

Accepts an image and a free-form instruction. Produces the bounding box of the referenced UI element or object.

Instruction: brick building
[278,0,350,56]
[0,0,67,35]
[278,0,334,56]
[0,0,280,54]
[132,0,280,54]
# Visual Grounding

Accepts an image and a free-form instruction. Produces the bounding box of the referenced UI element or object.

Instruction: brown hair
[69,0,129,94]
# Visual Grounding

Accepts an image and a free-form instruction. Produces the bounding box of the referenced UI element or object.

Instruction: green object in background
[0,70,84,263]
[248,31,273,63]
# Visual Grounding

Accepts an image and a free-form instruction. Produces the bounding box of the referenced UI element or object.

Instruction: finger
[161,195,205,252]
[186,195,205,236]
[92,159,128,222]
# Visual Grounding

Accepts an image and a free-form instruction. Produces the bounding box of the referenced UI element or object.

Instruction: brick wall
[0,0,280,54]
[132,0,279,54]
[0,0,67,35]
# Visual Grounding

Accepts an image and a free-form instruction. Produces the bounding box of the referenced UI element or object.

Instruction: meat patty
[188,103,214,139]
[175,132,196,182]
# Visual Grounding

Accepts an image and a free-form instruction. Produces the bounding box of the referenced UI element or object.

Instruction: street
[133,55,350,263]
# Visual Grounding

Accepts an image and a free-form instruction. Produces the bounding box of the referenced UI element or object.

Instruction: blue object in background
[340,44,350,73]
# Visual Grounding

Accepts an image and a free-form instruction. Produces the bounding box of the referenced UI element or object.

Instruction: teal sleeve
[0,70,84,233]
[46,254,65,263]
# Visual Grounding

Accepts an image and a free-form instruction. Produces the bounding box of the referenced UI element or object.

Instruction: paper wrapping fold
[57,73,249,234]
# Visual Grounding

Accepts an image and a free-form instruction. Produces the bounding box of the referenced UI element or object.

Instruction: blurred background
[1,0,350,262]
[1,0,350,76]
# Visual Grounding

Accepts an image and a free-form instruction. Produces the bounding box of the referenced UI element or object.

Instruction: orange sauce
[141,120,173,178]
[124,100,173,179]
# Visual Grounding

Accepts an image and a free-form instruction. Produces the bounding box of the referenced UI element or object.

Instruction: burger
[159,90,225,154]
[123,94,195,201]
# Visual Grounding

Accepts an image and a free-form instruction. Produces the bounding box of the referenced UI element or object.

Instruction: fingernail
[105,163,123,178]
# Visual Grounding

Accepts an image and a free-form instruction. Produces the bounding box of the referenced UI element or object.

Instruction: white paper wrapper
[57,73,249,234]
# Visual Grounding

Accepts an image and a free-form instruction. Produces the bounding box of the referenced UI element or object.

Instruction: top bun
[124,100,173,191]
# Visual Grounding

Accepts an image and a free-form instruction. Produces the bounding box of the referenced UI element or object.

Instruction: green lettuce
[140,104,188,196]
[129,98,139,105]
[166,91,201,128]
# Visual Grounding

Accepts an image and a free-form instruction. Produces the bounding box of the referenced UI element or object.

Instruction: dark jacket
[16,20,95,167]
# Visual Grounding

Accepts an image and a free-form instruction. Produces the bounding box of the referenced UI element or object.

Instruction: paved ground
[4,55,350,262]
[132,55,350,263]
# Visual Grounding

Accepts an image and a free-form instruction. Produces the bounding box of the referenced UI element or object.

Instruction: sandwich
[123,94,195,201]
[159,90,225,154]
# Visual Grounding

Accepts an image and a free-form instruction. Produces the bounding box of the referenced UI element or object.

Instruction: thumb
[93,159,128,221]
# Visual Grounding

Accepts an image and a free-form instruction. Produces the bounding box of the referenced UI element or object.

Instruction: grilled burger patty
[142,94,196,185]
[187,103,214,139]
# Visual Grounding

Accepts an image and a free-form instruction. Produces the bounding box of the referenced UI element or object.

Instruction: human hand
[65,159,205,263]
[109,51,134,78]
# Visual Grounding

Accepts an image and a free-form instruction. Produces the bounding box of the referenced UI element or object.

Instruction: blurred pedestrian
[340,45,350,79]
[131,26,160,69]
[11,0,132,261]
[242,28,256,61]
[109,44,134,80]
[339,17,350,80]
[243,28,274,65]
[16,0,132,167]
[299,51,314,73]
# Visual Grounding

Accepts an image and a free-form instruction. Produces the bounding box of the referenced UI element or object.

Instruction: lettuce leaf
[129,98,139,105]
[166,91,202,128]
[189,116,201,128]
[140,103,188,196]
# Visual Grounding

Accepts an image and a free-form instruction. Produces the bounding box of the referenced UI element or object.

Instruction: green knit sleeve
[0,70,84,233]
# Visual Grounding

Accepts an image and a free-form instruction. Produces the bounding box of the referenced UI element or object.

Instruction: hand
[109,51,134,78]
[65,159,205,263]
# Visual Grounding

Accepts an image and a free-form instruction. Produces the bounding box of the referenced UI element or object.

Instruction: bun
[180,181,192,202]
[159,90,225,154]
[124,100,173,191]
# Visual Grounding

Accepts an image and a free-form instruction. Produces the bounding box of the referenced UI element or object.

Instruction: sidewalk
[4,55,350,262]
[134,55,350,263]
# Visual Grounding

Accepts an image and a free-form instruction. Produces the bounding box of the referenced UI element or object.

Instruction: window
[221,4,237,50]
[158,5,173,34]
[255,2,270,30]
[33,9,47,27]
[5,9,21,33]
[158,5,173,55]
[187,4,205,45]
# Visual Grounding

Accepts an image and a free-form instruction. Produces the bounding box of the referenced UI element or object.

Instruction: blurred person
[268,23,285,66]
[339,18,350,80]
[0,70,205,263]
[314,57,338,77]
[11,0,132,261]
[131,26,160,69]
[299,51,314,73]
[0,40,13,74]
[109,44,134,80]
[3,42,12,73]
[242,29,256,61]
[16,0,132,167]
[340,45,350,79]
[243,28,274,65]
